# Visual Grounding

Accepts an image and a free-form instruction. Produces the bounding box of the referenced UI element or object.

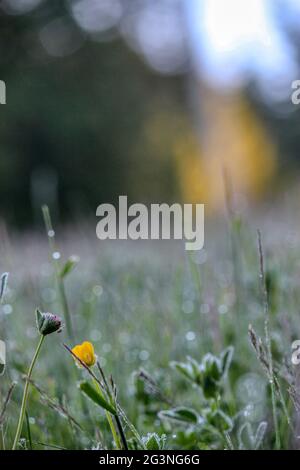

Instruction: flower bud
[36,309,63,336]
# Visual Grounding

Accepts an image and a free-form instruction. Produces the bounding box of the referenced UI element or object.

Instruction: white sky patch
[184,0,299,99]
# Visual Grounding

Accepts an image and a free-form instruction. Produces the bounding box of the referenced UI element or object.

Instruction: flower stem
[114,413,128,450]
[42,205,74,341]
[12,335,45,450]
[257,231,280,449]
[93,379,121,450]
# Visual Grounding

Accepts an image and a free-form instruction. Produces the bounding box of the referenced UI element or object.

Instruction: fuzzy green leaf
[0,272,9,303]
[0,340,5,376]
[159,407,200,425]
[220,346,234,377]
[60,256,79,279]
[141,433,166,450]
[79,381,116,415]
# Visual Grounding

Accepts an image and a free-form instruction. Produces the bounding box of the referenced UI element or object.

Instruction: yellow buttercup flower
[71,341,96,367]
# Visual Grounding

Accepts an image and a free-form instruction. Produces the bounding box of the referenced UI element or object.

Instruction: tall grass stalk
[42,205,74,341]
[0,271,9,447]
[257,230,280,449]
[0,381,16,450]
[12,335,45,450]
[96,364,128,450]
[223,169,243,338]
[93,378,122,450]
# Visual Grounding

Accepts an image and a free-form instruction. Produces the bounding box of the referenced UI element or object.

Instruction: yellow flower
[71,341,96,367]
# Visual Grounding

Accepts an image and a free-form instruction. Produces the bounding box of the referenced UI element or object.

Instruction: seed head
[36,309,63,336]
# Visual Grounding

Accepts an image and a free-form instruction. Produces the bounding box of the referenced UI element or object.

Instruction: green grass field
[1,205,300,450]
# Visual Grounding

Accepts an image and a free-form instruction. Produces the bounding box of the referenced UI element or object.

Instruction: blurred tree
[1,0,300,227]
[0,0,186,226]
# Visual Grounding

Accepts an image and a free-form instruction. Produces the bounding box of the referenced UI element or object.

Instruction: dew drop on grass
[242,402,265,422]
[243,404,253,418]
[92,285,103,297]
[218,304,228,315]
[186,331,196,341]
[2,304,12,315]
[182,300,194,314]
[90,329,102,341]
[52,251,61,260]
[139,350,149,361]
[48,230,55,238]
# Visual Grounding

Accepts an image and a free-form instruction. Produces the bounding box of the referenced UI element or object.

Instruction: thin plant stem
[96,363,128,449]
[42,205,74,341]
[223,431,234,450]
[25,411,33,450]
[114,414,128,450]
[93,378,122,450]
[223,168,244,350]
[116,403,144,448]
[12,335,45,450]
[0,426,5,450]
[0,381,16,426]
[274,375,291,429]
[257,230,280,449]
[36,441,67,450]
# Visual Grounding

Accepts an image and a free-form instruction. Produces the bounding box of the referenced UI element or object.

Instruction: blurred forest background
[1,0,300,228]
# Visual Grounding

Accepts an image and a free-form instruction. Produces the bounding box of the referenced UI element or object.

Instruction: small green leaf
[202,354,221,381]
[201,374,220,399]
[220,346,234,377]
[79,381,116,415]
[0,340,5,376]
[208,409,233,432]
[238,422,254,450]
[254,421,267,450]
[35,308,43,331]
[188,356,201,381]
[60,256,79,279]
[170,361,195,382]
[0,272,9,303]
[159,407,200,425]
[238,421,267,450]
[141,433,166,450]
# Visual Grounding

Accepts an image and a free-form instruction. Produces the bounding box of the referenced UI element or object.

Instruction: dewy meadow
[2,202,300,452]
[3,0,300,456]
[96,196,204,251]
